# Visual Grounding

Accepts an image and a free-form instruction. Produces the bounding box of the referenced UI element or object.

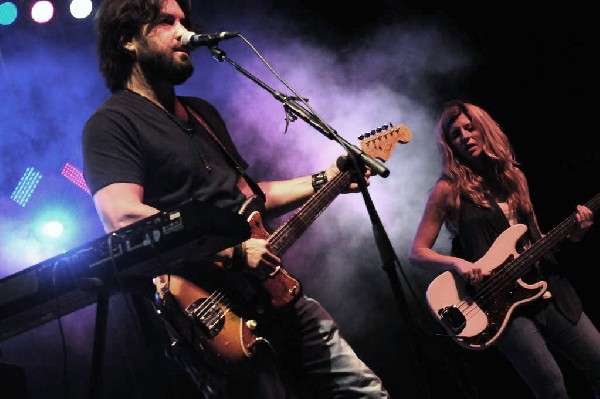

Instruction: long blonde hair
[436,101,532,215]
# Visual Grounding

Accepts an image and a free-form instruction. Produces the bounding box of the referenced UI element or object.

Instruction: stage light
[31,0,54,24]
[11,167,43,207]
[69,0,92,19]
[0,1,17,26]
[41,220,64,238]
[62,163,90,194]
[33,206,76,244]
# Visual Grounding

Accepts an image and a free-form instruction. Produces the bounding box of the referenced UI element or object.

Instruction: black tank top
[451,195,581,323]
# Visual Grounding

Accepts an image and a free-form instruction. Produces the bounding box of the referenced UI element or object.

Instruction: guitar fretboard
[269,171,353,255]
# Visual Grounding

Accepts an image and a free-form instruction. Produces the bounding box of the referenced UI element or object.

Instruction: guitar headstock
[359,124,411,161]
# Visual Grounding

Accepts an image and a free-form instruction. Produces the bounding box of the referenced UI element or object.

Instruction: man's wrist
[224,242,247,270]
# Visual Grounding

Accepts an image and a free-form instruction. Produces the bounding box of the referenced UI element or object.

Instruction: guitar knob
[288,285,299,296]
[246,319,258,330]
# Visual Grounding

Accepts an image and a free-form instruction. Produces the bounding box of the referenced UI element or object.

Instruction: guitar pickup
[439,305,466,334]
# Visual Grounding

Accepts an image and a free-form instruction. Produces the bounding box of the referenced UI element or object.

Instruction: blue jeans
[166,294,390,399]
[496,300,600,398]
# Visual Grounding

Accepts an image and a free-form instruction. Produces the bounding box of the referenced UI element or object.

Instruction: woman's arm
[409,180,486,283]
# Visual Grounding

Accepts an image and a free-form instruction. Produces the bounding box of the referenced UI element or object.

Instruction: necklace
[125,89,194,134]
[125,89,212,173]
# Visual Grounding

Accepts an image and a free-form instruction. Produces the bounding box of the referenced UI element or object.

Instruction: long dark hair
[94,0,192,92]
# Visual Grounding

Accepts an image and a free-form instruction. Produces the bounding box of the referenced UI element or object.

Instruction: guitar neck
[268,171,353,255]
[262,123,410,257]
[514,193,599,276]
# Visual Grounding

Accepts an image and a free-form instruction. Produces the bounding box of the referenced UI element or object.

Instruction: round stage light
[31,0,54,24]
[70,0,92,19]
[0,1,18,26]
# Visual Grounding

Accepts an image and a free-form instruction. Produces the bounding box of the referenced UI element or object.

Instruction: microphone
[180,31,238,48]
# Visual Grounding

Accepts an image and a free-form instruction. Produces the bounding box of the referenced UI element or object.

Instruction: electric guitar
[426,194,599,350]
[154,124,411,371]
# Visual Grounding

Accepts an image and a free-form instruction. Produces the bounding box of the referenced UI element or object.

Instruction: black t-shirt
[82,90,267,314]
[82,89,247,213]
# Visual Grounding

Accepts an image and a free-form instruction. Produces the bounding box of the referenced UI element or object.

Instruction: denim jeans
[165,294,390,399]
[496,300,600,398]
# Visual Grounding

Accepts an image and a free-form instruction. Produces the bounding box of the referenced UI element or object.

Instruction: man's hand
[325,155,371,193]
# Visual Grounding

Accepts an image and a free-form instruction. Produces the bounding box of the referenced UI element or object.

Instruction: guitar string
[455,219,572,324]
[179,130,402,337]
[191,173,349,328]
[194,290,229,330]
[269,172,350,254]
[452,195,599,332]
[266,127,399,254]
[190,181,371,329]
[467,215,573,312]
[207,291,228,330]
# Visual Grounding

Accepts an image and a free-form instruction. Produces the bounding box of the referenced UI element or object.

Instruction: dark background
[0,1,598,398]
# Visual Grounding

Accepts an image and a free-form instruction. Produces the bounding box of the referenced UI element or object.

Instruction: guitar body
[152,198,302,372]
[154,274,259,372]
[426,224,547,350]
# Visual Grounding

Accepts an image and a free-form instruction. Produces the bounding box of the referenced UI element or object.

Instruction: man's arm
[92,182,159,233]
[258,157,369,219]
[257,174,317,218]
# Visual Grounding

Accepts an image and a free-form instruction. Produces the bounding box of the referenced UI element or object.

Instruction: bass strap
[185,104,266,204]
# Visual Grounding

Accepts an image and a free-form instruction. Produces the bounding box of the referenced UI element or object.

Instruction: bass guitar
[426,194,599,350]
[154,124,412,370]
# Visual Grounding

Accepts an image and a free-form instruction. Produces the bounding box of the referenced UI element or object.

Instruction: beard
[136,39,194,86]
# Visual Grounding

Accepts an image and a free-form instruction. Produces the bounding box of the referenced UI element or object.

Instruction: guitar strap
[185,104,266,204]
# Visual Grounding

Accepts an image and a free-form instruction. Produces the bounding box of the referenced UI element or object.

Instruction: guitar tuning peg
[364,132,372,137]
[389,122,394,127]
[358,134,364,140]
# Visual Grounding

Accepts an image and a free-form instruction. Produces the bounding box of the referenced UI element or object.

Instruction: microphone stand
[209,47,388,178]
[208,46,430,398]
[350,163,431,398]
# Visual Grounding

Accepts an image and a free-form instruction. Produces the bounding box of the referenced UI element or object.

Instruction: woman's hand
[568,204,594,242]
[453,258,488,284]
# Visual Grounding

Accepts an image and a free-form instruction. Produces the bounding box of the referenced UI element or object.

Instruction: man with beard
[81,0,390,398]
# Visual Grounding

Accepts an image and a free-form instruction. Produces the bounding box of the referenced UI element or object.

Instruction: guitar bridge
[439,305,466,334]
